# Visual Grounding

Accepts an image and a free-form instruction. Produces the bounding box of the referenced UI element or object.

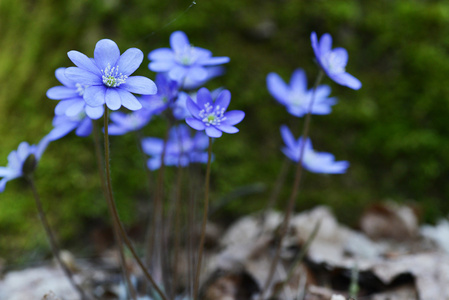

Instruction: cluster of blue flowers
[267,32,361,174]
[0,30,245,191]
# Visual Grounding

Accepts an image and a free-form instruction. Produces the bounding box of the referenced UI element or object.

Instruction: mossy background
[2,0,449,264]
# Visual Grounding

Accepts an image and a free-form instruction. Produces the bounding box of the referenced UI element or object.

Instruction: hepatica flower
[267,69,337,117]
[148,31,230,83]
[47,68,104,119]
[65,39,157,111]
[47,111,93,141]
[0,137,51,192]
[139,73,179,117]
[108,110,152,136]
[185,88,244,138]
[311,32,362,90]
[141,125,210,170]
[280,125,349,174]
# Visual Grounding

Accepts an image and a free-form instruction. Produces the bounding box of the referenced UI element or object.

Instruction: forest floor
[1,204,448,300]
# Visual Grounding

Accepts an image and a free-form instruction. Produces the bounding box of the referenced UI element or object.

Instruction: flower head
[311,32,362,90]
[148,31,229,84]
[47,111,93,141]
[0,137,51,192]
[185,88,244,138]
[267,69,337,117]
[108,110,152,136]
[47,68,104,119]
[65,39,157,111]
[141,125,210,170]
[280,125,349,174]
[139,73,179,117]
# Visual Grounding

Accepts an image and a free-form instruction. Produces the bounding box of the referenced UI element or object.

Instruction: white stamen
[102,63,128,87]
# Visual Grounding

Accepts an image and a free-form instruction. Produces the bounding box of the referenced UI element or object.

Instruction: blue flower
[267,69,337,117]
[47,112,93,141]
[65,39,157,111]
[148,31,229,83]
[311,32,362,90]
[47,68,104,119]
[185,88,245,138]
[141,125,210,170]
[108,110,152,136]
[280,125,349,174]
[139,73,179,116]
[0,137,51,192]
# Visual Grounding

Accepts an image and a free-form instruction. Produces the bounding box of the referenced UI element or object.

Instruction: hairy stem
[103,108,167,300]
[193,137,213,299]
[27,175,91,300]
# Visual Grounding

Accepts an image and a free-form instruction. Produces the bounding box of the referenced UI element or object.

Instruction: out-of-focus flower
[139,73,179,116]
[141,125,210,170]
[311,32,361,90]
[47,112,93,141]
[47,68,104,119]
[65,39,157,111]
[266,69,337,117]
[185,87,244,138]
[108,110,151,136]
[148,31,229,83]
[280,125,349,174]
[0,137,51,192]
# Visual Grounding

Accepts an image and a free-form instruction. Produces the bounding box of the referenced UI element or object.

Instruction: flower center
[324,51,346,74]
[102,63,128,87]
[176,45,197,66]
[199,103,226,126]
[75,83,88,96]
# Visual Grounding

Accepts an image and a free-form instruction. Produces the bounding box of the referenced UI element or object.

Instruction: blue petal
[75,119,93,137]
[186,118,205,131]
[332,48,348,69]
[55,100,77,115]
[0,167,12,177]
[65,67,102,85]
[290,69,308,93]
[68,50,101,75]
[148,61,175,72]
[214,90,231,111]
[319,33,332,55]
[84,86,107,107]
[48,122,78,141]
[148,157,161,170]
[0,178,8,193]
[170,31,190,53]
[168,65,188,81]
[117,48,143,76]
[222,110,244,126]
[141,138,164,155]
[187,67,208,81]
[55,68,76,87]
[198,56,230,66]
[280,125,296,151]
[205,126,222,138]
[46,86,80,100]
[121,76,157,95]
[266,73,289,104]
[330,72,362,90]
[217,124,238,134]
[186,96,201,118]
[105,88,121,110]
[65,101,85,117]
[94,39,121,70]
[116,89,142,111]
[85,105,104,119]
[148,48,174,60]
[196,87,212,108]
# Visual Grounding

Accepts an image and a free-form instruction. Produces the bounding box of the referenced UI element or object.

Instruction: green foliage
[2,0,449,262]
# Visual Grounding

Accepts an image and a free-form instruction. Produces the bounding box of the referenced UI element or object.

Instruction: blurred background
[1,0,449,265]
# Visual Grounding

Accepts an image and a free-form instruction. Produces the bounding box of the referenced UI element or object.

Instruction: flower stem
[259,70,324,299]
[26,175,91,300]
[103,107,167,300]
[100,113,137,300]
[193,137,213,299]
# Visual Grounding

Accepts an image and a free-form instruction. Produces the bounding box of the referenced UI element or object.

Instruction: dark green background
[1,0,449,263]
